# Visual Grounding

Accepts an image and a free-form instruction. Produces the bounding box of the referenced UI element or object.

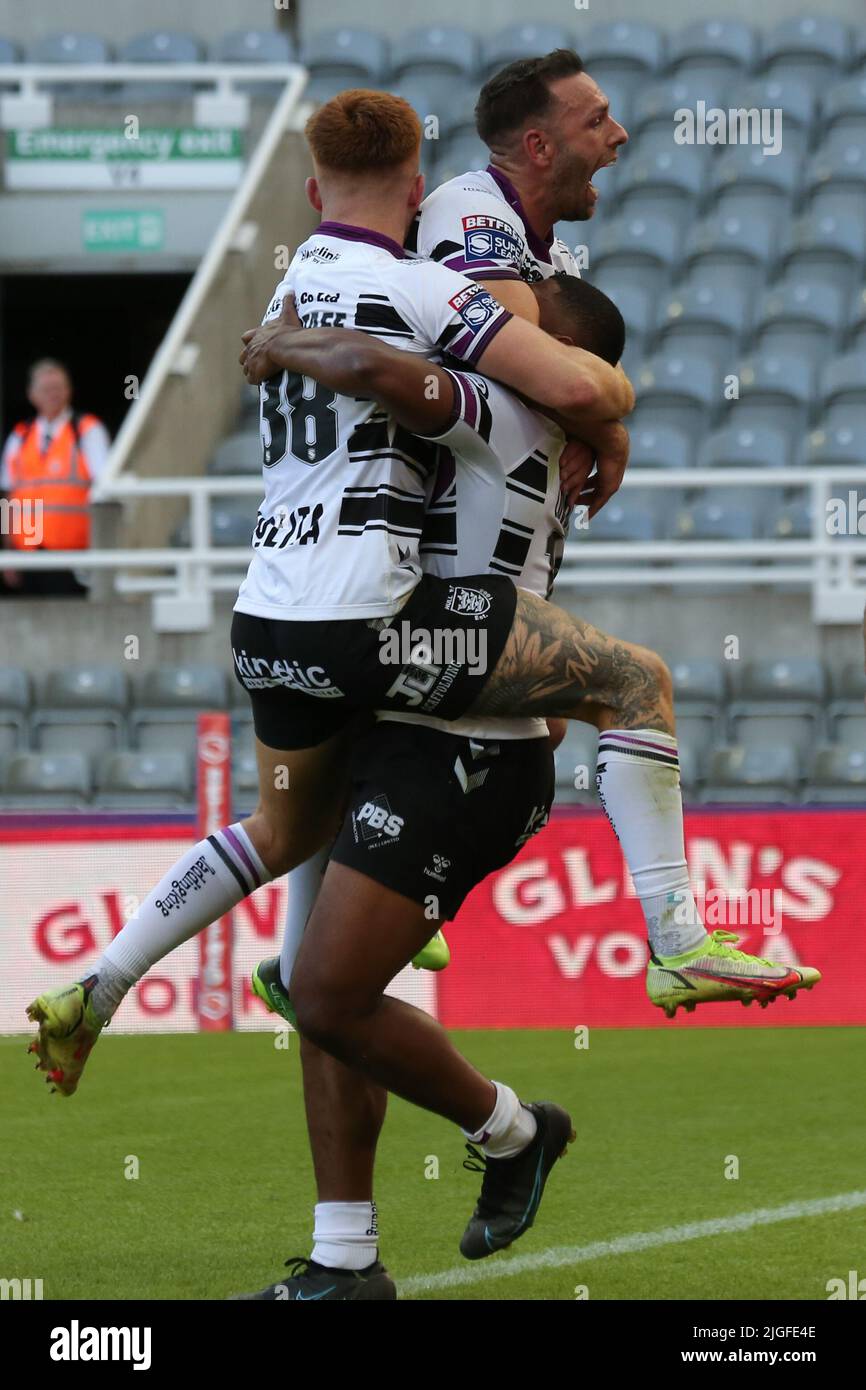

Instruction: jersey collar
[316,221,406,259]
[485,165,554,265]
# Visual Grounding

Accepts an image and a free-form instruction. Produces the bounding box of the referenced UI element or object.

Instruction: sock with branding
[84,823,271,1024]
[461,1081,538,1160]
[281,847,328,990]
[311,1201,379,1271]
[595,729,709,960]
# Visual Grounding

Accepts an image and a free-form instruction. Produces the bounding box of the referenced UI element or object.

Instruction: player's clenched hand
[558,439,595,507]
[581,422,630,520]
[239,295,303,384]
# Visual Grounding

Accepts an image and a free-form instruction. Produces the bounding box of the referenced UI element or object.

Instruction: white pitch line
[402,1189,866,1296]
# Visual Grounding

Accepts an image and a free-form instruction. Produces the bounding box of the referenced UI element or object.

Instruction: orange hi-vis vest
[6,413,100,550]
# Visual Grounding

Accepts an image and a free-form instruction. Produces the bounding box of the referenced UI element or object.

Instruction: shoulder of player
[422,170,527,228]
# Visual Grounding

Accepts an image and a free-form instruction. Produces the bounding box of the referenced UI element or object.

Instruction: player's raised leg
[26,732,351,1095]
[469,589,821,1015]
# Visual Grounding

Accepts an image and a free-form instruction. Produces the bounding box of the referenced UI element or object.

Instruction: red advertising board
[196,713,233,1032]
[437,808,866,1028]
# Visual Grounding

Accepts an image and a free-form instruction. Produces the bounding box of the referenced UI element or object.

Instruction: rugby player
[232,284,821,1299]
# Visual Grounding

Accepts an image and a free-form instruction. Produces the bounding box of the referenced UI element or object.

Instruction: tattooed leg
[469,588,675,734]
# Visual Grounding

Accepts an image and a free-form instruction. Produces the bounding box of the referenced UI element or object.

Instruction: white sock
[462,1081,538,1159]
[281,847,328,990]
[86,823,271,1023]
[311,1201,378,1271]
[596,730,708,960]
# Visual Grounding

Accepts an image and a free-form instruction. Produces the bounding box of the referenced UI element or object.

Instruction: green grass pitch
[2,1027,865,1301]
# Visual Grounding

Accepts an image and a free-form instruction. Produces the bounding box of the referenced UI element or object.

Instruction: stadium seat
[632,353,718,442]
[707,144,803,213]
[818,353,866,427]
[830,713,866,748]
[391,26,480,80]
[438,87,480,142]
[761,15,849,90]
[697,424,789,472]
[755,281,844,364]
[629,424,692,471]
[674,499,760,544]
[682,211,776,296]
[699,745,800,804]
[94,752,193,811]
[31,666,128,756]
[1,752,91,810]
[480,24,574,79]
[208,429,261,476]
[115,31,204,103]
[130,666,229,756]
[301,28,390,85]
[666,19,758,79]
[804,142,866,216]
[724,353,814,440]
[553,721,598,806]
[27,31,110,63]
[616,146,704,221]
[780,208,864,294]
[801,419,863,469]
[232,746,260,815]
[654,283,749,364]
[676,713,721,784]
[580,491,664,544]
[0,667,30,756]
[764,494,813,541]
[824,75,866,142]
[604,282,655,345]
[847,288,866,351]
[830,660,866,705]
[671,658,726,707]
[591,212,681,296]
[580,21,665,80]
[729,658,826,753]
[433,133,489,183]
[805,745,866,804]
[172,499,255,550]
[0,37,20,81]
[213,29,295,64]
[630,76,728,143]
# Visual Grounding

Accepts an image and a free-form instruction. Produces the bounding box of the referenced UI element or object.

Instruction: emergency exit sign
[82,209,165,252]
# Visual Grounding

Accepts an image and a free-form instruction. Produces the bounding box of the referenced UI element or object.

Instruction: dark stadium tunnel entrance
[0,271,191,440]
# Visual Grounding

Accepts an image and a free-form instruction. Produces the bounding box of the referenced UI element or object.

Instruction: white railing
[3,468,865,628]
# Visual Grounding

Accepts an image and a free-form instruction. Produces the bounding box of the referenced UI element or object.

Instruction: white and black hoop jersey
[379,369,571,743]
[233,223,512,622]
[412,165,581,286]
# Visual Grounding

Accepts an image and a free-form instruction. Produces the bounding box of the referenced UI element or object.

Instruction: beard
[553,151,599,222]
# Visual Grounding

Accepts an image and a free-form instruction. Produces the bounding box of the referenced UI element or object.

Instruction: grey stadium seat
[674,730,705,795]
[830,660,866,704]
[801,419,863,469]
[116,31,203,103]
[438,87,480,141]
[580,21,665,79]
[654,283,749,364]
[1,752,91,810]
[602,282,655,343]
[724,353,814,440]
[209,429,261,476]
[28,32,110,63]
[301,28,389,85]
[131,665,229,756]
[392,26,480,80]
[805,746,866,804]
[847,288,866,351]
[591,212,681,296]
[672,658,726,708]
[553,722,598,807]
[761,15,849,90]
[699,745,800,805]
[708,144,803,213]
[698,424,789,472]
[830,713,866,749]
[632,353,718,442]
[756,281,844,364]
[434,133,489,184]
[629,424,692,471]
[780,209,864,295]
[31,666,128,756]
[213,29,295,64]
[94,752,193,811]
[616,146,704,221]
[0,667,30,756]
[173,499,254,550]
[631,76,728,143]
[682,212,776,296]
[580,491,663,544]
[819,353,866,426]
[729,658,826,754]
[823,75,866,141]
[674,499,760,544]
[667,19,758,78]
[827,663,866,749]
[232,746,260,815]
[481,24,575,78]
[729,76,817,144]
[764,495,813,541]
[804,142,866,215]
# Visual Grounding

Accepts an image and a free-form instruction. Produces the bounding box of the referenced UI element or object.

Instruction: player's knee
[628,643,672,707]
[291,982,352,1052]
[243,808,297,878]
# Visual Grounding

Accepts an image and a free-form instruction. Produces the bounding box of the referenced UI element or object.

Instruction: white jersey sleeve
[381,259,514,366]
[414,178,526,283]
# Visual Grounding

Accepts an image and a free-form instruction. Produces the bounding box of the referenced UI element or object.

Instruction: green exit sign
[82,208,165,252]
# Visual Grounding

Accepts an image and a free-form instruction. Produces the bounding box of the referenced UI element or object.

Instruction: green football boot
[411,929,451,972]
[647,929,822,1019]
[26,978,104,1097]
[251,957,297,1027]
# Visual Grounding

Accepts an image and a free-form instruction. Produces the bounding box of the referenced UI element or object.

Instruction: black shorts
[330,720,554,921]
[231,573,517,749]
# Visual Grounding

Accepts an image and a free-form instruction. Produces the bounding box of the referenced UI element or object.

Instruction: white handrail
[1,63,304,87]
[88,66,307,496]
